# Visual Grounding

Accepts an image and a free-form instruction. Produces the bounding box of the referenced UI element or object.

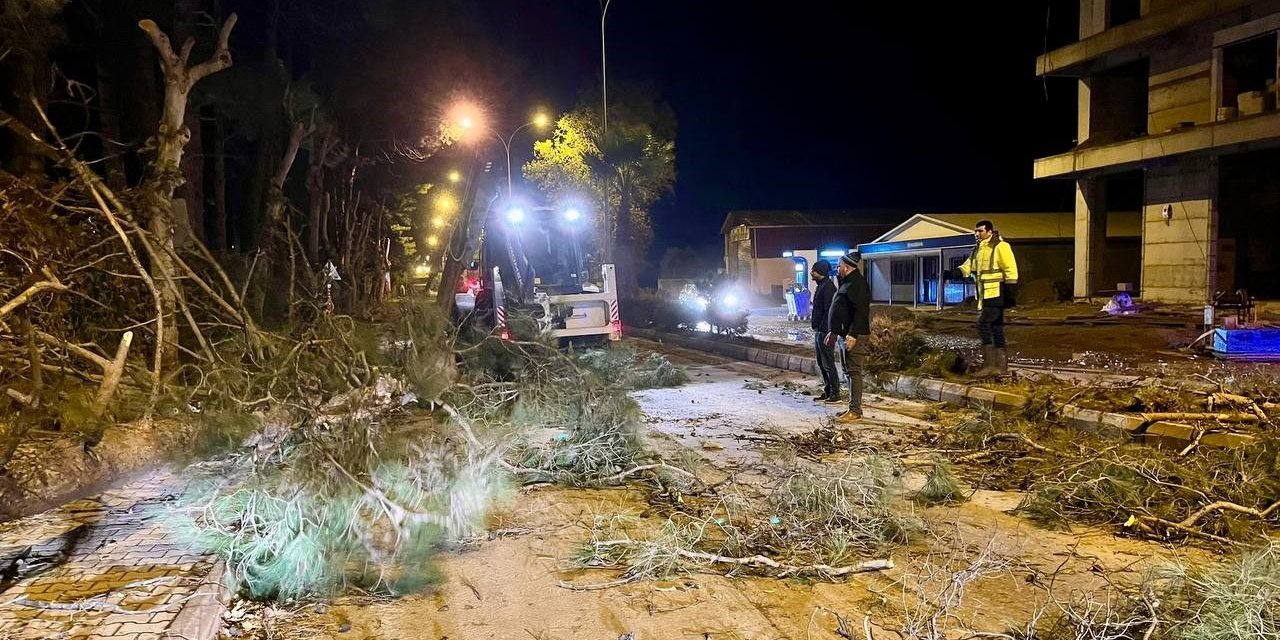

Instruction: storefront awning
[857,234,973,256]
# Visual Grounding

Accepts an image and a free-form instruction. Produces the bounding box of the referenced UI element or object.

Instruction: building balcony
[1037,0,1253,77]
[1034,110,1280,178]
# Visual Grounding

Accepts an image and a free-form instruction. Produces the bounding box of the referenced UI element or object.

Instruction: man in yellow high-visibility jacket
[944,220,1019,377]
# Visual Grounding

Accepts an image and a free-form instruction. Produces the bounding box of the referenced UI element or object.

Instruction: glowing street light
[563,207,582,223]
[446,101,485,143]
[431,216,445,228]
[506,207,526,225]
[448,170,462,183]
[427,235,439,247]
[435,193,456,213]
[448,102,550,200]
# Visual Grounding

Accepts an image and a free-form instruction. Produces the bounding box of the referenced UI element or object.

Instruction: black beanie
[812,260,831,276]
[841,252,861,267]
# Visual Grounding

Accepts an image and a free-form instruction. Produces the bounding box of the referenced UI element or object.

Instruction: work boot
[834,410,862,424]
[972,345,999,378]
[993,348,1009,377]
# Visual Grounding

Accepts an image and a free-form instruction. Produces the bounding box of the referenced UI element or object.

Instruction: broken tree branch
[0,267,67,322]
[90,331,133,418]
[1139,412,1259,423]
[137,14,237,91]
[588,539,894,578]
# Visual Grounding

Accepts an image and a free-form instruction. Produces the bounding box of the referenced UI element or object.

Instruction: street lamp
[506,207,526,225]
[435,193,456,213]
[495,115,550,200]
[448,170,462,183]
[601,0,613,135]
[448,103,550,200]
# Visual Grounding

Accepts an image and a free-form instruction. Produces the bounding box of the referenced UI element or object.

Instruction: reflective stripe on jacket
[957,237,1018,309]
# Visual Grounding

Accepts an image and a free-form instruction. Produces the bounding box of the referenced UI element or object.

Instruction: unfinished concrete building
[1037,0,1280,304]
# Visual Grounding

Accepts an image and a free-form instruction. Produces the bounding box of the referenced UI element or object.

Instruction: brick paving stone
[116,620,171,635]
[147,610,178,624]
[0,469,226,640]
[88,622,123,636]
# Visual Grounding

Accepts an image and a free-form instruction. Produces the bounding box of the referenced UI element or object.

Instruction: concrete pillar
[1141,158,1217,303]
[936,249,944,310]
[1078,79,1093,145]
[1074,177,1108,298]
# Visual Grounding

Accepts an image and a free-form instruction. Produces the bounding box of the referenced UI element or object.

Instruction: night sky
[482,1,1083,251]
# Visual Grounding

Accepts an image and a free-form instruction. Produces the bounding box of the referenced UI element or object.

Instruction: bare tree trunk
[306,129,337,265]
[137,13,238,368]
[210,109,228,250]
[436,161,485,315]
[264,121,313,226]
[320,192,332,258]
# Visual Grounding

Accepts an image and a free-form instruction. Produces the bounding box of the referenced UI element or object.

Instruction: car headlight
[721,293,739,309]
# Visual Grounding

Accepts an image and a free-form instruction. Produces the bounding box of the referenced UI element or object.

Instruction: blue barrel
[793,288,812,320]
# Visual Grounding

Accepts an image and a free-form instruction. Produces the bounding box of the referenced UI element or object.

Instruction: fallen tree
[936,409,1280,545]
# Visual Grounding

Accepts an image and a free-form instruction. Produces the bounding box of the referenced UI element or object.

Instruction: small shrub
[868,314,931,373]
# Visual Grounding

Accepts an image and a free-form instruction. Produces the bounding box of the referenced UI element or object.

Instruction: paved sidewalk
[0,469,226,640]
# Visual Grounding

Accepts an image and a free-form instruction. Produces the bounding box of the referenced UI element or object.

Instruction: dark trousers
[838,335,869,414]
[814,333,839,398]
[977,305,1006,347]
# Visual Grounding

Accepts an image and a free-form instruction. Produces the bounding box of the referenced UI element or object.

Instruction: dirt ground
[248,342,1210,640]
[749,302,1280,380]
[0,417,192,521]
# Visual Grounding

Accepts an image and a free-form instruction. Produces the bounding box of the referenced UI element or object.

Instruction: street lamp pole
[496,120,541,200]
[601,0,612,136]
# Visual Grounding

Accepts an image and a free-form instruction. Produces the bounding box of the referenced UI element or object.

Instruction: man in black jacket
[809,260,840,403]
[825,252,871,423]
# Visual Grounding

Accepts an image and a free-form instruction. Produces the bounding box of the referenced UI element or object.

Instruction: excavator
[453,192,621,345]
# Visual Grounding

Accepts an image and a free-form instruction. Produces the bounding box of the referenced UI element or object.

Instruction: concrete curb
[626,326,818,375]
[629,326,1253,448]
[876,372,1252,447]
[165,560,230,640]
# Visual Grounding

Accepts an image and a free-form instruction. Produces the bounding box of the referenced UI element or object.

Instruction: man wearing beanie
[809,259,840,403]
[825,252,871,423]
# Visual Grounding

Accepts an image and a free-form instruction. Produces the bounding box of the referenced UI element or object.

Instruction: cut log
[91,331,133,418]
[1139,412,1259,423]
